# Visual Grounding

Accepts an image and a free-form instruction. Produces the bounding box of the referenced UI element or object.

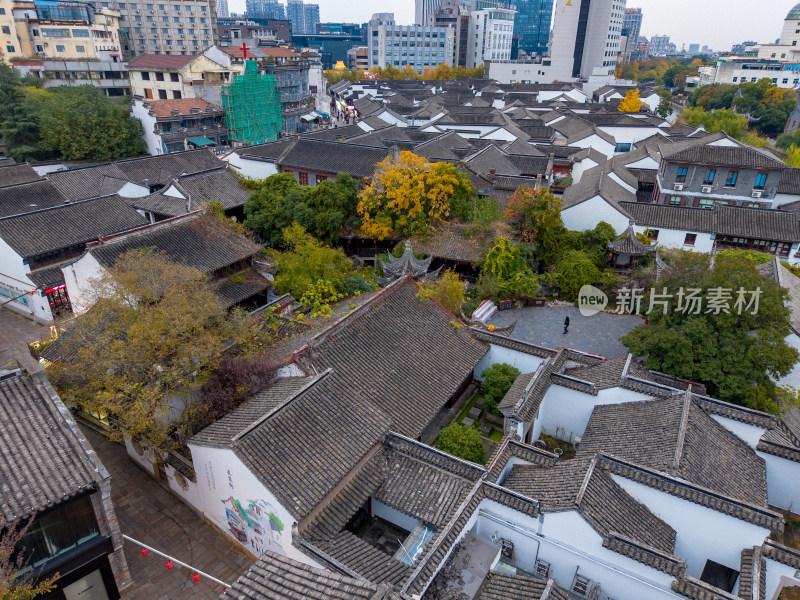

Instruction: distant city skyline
[227,0,799,53]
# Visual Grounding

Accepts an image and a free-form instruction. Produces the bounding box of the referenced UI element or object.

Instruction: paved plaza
[0,307,49,372]
[80,428,253,600]
[488,306,643,358]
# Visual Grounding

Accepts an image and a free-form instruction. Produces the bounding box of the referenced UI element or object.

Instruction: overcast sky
[228,0,799,52]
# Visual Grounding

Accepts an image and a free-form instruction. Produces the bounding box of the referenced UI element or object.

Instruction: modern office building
[415,0,440,26]
[302,2,318,34]
[429,0,469,66]
[467,3,516,68]
[291,31,365,68]
[547,0,625,80]
[621,7,641,59]
[367,12,455,70]
[96,0,217,59]
[512,0,553,57]
[244,0,284,19]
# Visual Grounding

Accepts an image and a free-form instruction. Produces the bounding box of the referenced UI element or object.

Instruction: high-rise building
[429,0,470,66]
[622,7,641,57]
[217,0,229,18]
[467,3,516,67]
[512,0,553,57]
[548,0,625,80]
[245,0,285,19]
[368,12,455,71]
[99,0,218,59]
[303,3,320,35]
[688,43,700,54]
[415,0,441,26]
[649,34,671,56]
[287,0,304,33]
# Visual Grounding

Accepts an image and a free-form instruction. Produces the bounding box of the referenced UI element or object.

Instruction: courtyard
[488,305,643,358]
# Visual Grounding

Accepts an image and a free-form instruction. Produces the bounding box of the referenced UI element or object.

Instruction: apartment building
[97,0,218,59]
[127,52,232,100]
[467,4,515,68]
[368,12,455,71]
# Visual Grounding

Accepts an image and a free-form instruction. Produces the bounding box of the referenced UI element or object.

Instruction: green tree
[34,85,145,160]
[553,250,603,301]
[272,223,357,298]
[437,423,485,464]
[777,130,800,150]
[47,248,268,451]
[481,362,521,416]
[655,88,673,119]
[680,107,749,139]
[504,186,566,266]
[417,269,465,315]
[786,144,800,168]
[621,251,798,412]
[479,238,539,302]
[0,58,44,161]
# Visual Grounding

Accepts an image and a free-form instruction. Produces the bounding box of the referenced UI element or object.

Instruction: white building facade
[368,13,455,71]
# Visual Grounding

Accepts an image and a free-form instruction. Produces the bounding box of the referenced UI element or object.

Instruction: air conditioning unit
[702,186,712,194]
[752,190,763,198]
[673,183,684,191]
[136,8,140,12]
[176,9,180,13]
[149,9,153,13]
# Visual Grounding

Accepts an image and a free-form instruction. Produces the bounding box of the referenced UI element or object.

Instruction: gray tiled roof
[279,139,391,179]
[562,166,637,212]
[662,144,787,170]
[175,167,251,211]
[220,549,387,600]
[190,377,313,448]
[0,373,102,525]
[579,393,768,506]
[113,148,223,186]
[90,213,261,275]
[479,572,568,600]
[0,163,43,188]
[47,163,131,200]
[309,280,488,438]
[236,137,297,161]
[778,168,800,194]
[409,222,485,263]
[621,202,800,242]
[313,531,413,587]
[233,371,392,519]
[0,180,67,218]
[0,196,148,259]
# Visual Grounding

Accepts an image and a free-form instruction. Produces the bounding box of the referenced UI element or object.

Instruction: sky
[227,0,799,53]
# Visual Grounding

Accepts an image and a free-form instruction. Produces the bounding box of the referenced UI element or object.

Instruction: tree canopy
[481,362,521,416]
[437,423,485,464]
[504,185,565,266]
[48,249,269,450]
[325,63,484,85]
[357,151,474,240]
[620,251,798,413]
[478,238,539,302]
[417,269,465,315]
[243,172,360,246]
[680,107,750,139]
[618,89,645,112]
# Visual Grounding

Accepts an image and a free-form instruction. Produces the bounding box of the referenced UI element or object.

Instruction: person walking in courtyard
[563,315,570,334]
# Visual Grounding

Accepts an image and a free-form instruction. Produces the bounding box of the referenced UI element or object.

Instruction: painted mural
[222,496,285,556]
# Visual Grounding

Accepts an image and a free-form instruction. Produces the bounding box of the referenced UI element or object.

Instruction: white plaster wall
[474,344,546,380]
[570,135,615,159]
[608,172,637,192]
[758,451,800,513]
[598,126,661,146]
[481,128,519,142]
[570,158,599,184]
[473,502,678,599]
[371,499,421,534]
[375,111,408,127]
[117,181,151,198]
[776,333,800,389]
[562,196,630,233]
[164,461,203,509]
[611,475,771,578]
[130,100,162,156]
[62,253,107,315]
[625,156,660,169]
[124,437,157,477]
[534,385,655,444]
[764,557,800,600]
[631,225,714,254]
[773,193,800,208]
[187,445,297,557]
[225,153,278,180]
[0,241,53,322]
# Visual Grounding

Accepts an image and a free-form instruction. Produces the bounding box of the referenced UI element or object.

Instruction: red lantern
[192,573,201,583]
[165,560,173,570]
[140,548,149,557]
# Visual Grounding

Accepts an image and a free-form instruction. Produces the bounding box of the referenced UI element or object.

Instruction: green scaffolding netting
[222,60,283,145]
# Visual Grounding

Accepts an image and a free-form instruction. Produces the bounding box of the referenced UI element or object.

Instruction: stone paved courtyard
[80,427,253,600]
[0,307,49,372]
[488,306,643,358]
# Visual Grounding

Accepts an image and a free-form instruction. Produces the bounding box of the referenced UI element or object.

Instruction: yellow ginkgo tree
[618,88,645,113]
[357,151,474,240]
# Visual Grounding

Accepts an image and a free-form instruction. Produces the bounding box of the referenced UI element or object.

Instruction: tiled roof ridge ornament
[377,240,439,287]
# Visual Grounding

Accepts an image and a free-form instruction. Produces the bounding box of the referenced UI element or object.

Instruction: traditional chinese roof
[479,572,568,600]
[379,240,433,281]
[608,224,657,255]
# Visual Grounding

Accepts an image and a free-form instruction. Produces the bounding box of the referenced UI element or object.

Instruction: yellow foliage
[786,144,800,168]
[618,88,645,113]
[357,151,473,240]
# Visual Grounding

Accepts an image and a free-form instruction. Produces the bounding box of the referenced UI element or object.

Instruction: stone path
[80,427,253,600]
[489,306,643,358]
[0,307,49,372]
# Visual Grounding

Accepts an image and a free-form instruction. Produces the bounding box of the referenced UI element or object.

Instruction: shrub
[342,275,378,296]
[417,270,465,314]
[437,423,485,464]
[482,362,521,415]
